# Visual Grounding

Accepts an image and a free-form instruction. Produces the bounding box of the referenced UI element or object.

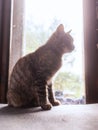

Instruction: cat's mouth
[66,45,75,53]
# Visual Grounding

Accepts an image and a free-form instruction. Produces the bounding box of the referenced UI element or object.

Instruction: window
[9,0,85,104]
[0,0,98,104]
[24,0,85,104]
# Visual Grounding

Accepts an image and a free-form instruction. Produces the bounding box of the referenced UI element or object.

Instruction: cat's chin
[65,45,75,53]
[66,49,74,53]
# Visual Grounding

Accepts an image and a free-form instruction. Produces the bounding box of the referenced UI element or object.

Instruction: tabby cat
[7,24,74,110]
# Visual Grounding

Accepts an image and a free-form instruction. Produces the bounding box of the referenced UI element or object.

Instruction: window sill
[0,104,98,130]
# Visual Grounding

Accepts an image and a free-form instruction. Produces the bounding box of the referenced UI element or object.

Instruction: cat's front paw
[41,103,52,110]
[51,100,61,106]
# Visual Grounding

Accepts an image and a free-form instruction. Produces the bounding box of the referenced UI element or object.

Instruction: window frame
[83,0,98,103]
[0,0,11,103]
[0,0,98,104]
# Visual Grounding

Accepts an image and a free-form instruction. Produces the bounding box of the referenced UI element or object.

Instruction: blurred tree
[54,72,82,97]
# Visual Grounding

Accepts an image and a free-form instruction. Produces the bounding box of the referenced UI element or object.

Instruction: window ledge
[0,104,98,130]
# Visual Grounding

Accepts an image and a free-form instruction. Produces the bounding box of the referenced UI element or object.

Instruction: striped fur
[7,24,74,110]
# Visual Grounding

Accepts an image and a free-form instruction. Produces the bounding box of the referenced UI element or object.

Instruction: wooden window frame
[0,0,11,103]
[83,0,98,103]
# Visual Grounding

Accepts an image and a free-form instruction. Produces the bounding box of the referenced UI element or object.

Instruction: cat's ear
[66,29,72,34]
[56,24,64,32]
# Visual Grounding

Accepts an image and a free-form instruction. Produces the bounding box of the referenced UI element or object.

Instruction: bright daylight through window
[23,0,85,104]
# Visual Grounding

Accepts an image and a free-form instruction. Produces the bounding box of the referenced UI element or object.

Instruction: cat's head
[55,24,75,53]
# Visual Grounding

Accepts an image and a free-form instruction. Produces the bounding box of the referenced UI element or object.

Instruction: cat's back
[9,53,36,87]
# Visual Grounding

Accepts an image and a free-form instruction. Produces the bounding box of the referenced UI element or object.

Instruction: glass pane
[23,0,85,104]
